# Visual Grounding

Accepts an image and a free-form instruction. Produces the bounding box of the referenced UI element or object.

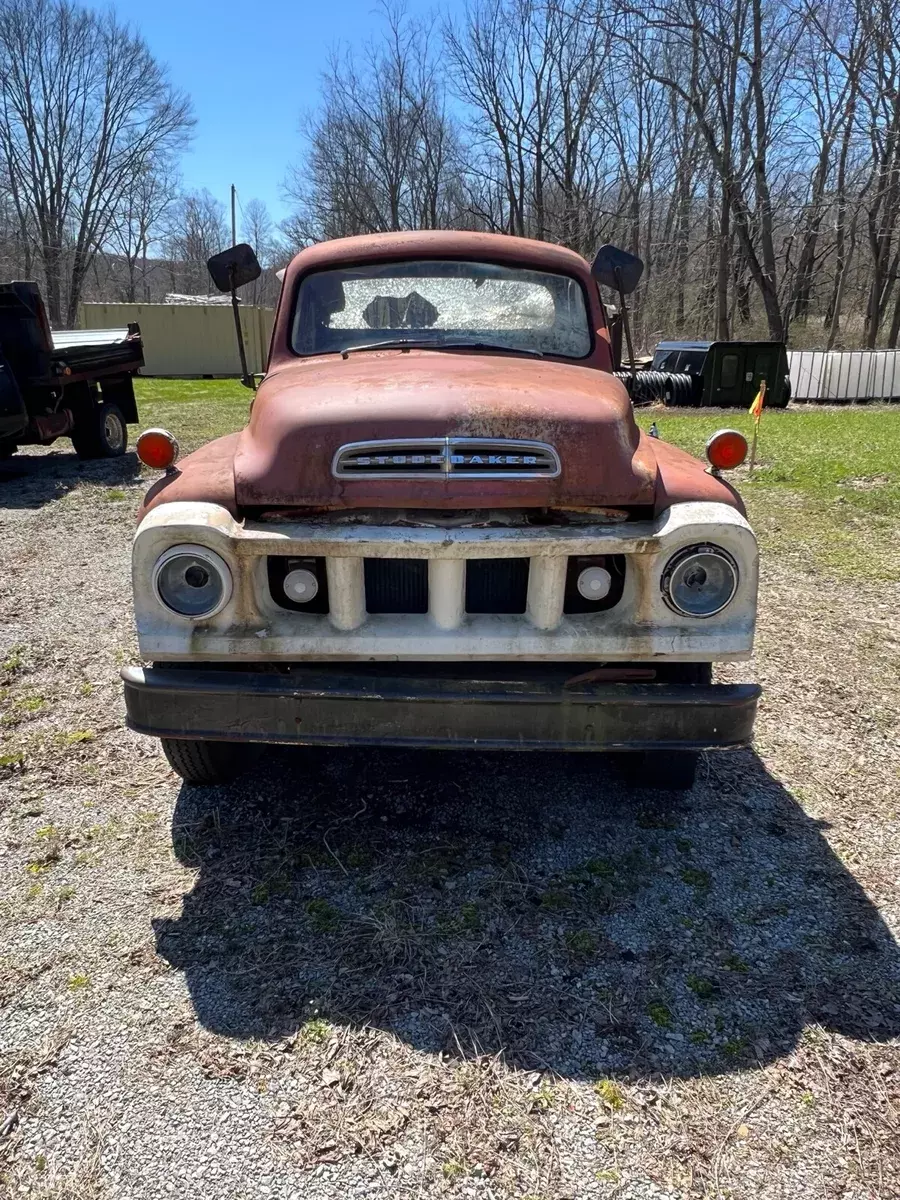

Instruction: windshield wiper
[339,338,432,356]
[339,338,544,358]
[441,340,544,358]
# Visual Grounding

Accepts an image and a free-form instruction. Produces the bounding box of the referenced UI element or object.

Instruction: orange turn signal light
[705,429,748,471]
[136,428,179,471]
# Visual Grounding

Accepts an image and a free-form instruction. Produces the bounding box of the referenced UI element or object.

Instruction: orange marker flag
[749,379,766,423]
[748,379,766,473]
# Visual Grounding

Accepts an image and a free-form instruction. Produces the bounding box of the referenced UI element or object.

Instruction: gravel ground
[1,447,899,1200]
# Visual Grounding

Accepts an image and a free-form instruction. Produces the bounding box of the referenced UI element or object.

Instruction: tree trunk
[716,184,731,341]
[42,239,63,328]
[827,212,857,350]
[888,284,900,349]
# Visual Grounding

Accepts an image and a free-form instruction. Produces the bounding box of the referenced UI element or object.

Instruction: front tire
[621,749,699,791]
[616,662,711,791]
[72,401,128,459]
[161,738,247,785]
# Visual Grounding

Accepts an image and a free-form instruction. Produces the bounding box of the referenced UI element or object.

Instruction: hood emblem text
[332,438,560,480]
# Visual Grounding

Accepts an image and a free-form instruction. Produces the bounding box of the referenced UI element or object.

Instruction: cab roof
[285,230,593,279]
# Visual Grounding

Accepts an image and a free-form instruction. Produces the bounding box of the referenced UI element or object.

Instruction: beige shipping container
[78,303,275,377]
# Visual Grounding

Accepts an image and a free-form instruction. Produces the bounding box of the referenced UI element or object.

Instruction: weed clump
[594,1079,625,1110]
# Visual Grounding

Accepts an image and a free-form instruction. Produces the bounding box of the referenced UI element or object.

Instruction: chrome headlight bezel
[661,543,739,618]
[152,543,233,620]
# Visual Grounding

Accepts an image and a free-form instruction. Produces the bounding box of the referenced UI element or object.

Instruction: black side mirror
[206,244,262,389]
[207,243,262,293]
[591,245,644,295]
[592,245,643,380]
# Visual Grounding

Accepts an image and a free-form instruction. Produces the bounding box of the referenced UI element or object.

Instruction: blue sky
[89,0,443,230]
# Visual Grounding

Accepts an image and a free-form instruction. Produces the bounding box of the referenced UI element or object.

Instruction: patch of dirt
[840,474,893,490]
[1,447,899,1199]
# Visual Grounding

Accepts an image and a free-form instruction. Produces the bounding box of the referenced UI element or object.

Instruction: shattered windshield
[291,259,592,359]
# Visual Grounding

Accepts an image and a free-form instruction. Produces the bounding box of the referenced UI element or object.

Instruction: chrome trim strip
[331,437,561,480]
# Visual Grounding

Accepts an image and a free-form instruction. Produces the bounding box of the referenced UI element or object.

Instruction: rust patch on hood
[233,351,657,510]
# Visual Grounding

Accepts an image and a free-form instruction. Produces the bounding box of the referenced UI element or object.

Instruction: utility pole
[231,184,237,246]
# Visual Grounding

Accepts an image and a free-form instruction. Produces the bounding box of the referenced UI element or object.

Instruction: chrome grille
[332,437,560,479]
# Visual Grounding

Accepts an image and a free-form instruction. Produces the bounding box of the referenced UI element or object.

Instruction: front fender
[138,432,241,521]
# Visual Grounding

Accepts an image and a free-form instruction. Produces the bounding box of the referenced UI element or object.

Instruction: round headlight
[661,544,738,617]
[283,567,319,604]
[153,544,232,618]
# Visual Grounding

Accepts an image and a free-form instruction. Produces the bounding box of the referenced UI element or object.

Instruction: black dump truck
[0,281,144,461]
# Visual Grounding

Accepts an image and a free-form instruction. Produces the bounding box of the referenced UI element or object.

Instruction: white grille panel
[332,437,560,479]
[134,500,758,662]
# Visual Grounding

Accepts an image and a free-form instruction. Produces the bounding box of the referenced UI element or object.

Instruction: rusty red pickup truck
[122,230,759,789]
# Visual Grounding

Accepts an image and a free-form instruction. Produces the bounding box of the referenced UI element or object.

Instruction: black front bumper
[122,664,760,752]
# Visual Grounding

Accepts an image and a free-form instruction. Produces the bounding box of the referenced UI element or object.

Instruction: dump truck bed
[0,280,143,451]
[49,327,143,379]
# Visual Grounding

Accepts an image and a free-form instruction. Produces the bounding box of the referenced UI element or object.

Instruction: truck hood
[234,351,657,509]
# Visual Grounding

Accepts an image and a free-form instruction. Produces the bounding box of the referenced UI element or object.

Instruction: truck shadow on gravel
[154,747,900,1080]
[0,448,141,508]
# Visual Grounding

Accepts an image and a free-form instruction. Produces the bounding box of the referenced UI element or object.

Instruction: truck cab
[123,231,760,790]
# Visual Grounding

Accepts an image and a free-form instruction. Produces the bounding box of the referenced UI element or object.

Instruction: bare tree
[241,199,276,263]
[598,14,670,342]
[110,155,180,303]
[855,0,900,346]
[619,0,808,341]
[162,189,228,296]
[448,0,648,261]
[788,0,859,327]
[0,0,193,326]
[284,5,464,242]
[0,176,34,279]
[445,0,548,239]
[240,197,283,305]
[278,0,900,349]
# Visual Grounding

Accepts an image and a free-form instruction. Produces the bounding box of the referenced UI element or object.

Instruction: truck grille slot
[337,443,445,476]
[466,558,530,614]
[333,438,560,478]
[364,559,428,613]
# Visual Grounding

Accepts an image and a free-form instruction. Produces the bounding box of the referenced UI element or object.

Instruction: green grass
[135,377,250,450]
[564,929,599,956]
[680,867,712,892]
[636,408,900,516]
[687,974,717,999]
[646,1001,673,1029]
[635,407,900,580]
[133,380,900,581]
